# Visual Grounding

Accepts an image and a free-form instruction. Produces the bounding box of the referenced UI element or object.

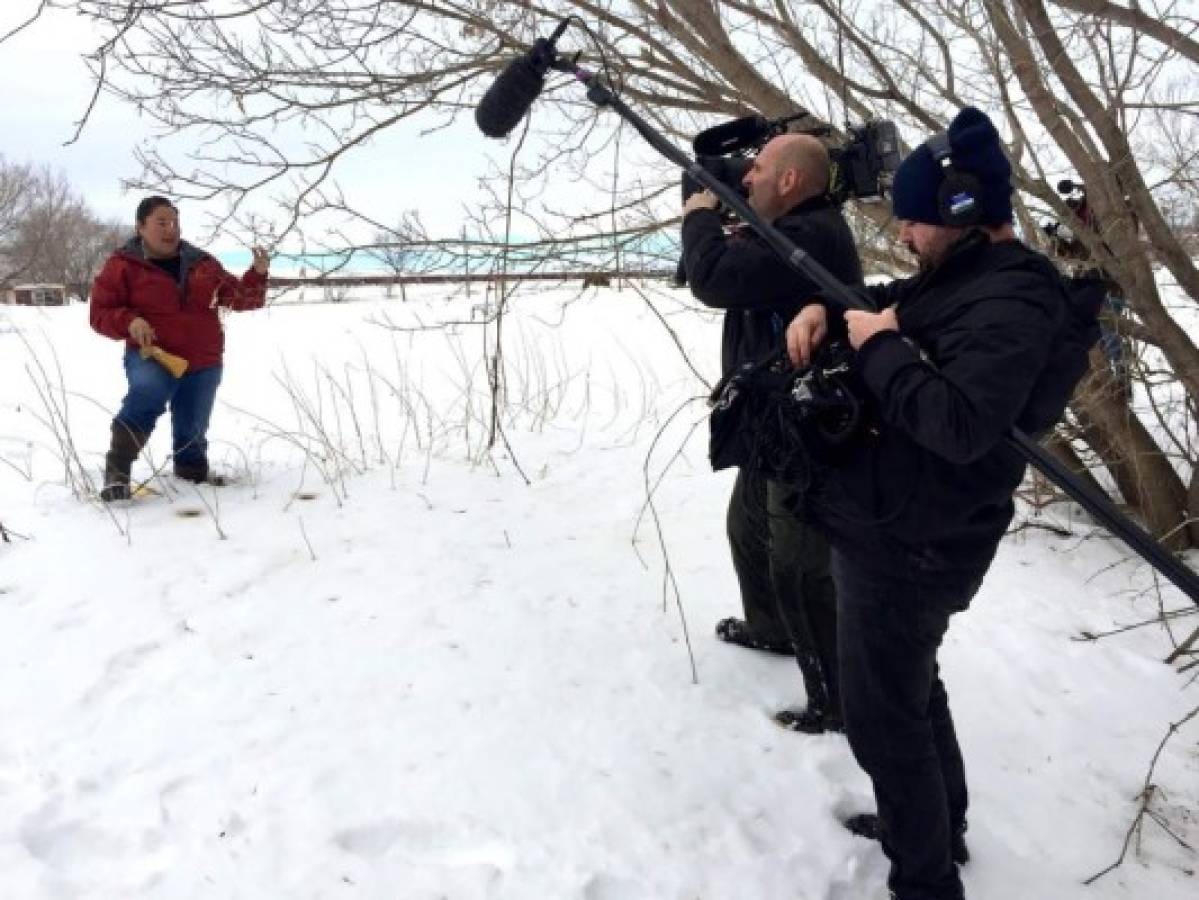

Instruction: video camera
[1057,178,1087,210]
[1042,179,1094,263]
[679,111,901,208]
[673,110,900,286]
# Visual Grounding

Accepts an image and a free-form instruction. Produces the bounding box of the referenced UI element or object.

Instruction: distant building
[2,284,68,306]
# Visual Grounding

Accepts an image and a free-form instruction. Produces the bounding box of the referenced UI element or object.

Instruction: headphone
[926,131,983,227]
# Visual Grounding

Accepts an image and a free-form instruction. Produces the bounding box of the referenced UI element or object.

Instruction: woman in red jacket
[90,196,269,500]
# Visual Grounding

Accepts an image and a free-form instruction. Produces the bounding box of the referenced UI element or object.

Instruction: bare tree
[364,211,437,301]
[0,156,40,286]
[60,212,126,301]
[18,0,1197,545]
[0,159,125,300]
[3,165,77,285]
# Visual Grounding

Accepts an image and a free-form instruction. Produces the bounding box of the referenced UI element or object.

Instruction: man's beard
[905,241,937,272]
[906,235,954,271]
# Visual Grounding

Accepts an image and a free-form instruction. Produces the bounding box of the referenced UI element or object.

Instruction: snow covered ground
[0,282,1195,899]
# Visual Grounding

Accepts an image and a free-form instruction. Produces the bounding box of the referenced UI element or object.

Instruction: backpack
[1015,269,1106,436]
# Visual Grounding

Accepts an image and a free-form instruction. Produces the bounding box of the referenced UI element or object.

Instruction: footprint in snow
[78,640,162,707]
[582,873,650,900]
[332,817,515,869]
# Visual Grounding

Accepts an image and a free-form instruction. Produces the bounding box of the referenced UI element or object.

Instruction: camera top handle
[547,49,1199,608]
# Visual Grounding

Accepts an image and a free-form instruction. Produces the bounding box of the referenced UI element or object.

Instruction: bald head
[773,134,831,197]
[743,133,831,221]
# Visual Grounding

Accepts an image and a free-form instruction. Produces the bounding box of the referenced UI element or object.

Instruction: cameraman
[785,108,1065,900]
[1044,183,1133,397]
[682,133,864,735]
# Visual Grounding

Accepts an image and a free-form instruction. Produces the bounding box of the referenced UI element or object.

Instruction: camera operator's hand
[683,189,719,217]
[845,306,898,350]
[786,302,827,367]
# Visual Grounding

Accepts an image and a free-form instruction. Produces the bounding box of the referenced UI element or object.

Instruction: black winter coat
[682,196,864,373]
[812,232,1067,576]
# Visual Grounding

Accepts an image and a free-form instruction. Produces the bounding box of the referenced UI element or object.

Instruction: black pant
[727,470,840,717]
[833,548,983,900]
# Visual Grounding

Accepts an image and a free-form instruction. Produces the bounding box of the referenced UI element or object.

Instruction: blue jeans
[833,548,983,900]
[116,349,223,467]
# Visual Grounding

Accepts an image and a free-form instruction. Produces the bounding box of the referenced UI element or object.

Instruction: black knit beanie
[891,107,1013,226]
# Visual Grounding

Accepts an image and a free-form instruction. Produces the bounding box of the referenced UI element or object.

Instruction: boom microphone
[475,54,546,138]
[475,20,570,139]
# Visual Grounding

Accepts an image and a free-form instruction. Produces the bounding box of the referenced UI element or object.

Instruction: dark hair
[135,195,177,225]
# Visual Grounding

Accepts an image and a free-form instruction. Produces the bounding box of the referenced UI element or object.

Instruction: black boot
[101,420,148,502]
[843,813,970,865]
[773,706,845,735]
[714,617,794,655]
[174,461,234,486]
[173,459,210,484]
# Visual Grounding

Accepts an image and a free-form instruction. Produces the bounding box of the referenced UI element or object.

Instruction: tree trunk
[1188,469,1199,549]
[1070,351,1191,551]
[1043,429,1108,500]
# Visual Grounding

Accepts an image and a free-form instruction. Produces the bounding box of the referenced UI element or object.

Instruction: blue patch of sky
[216,231,680,275]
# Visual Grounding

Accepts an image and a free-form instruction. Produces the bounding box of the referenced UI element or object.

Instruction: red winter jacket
[90,238,268,370]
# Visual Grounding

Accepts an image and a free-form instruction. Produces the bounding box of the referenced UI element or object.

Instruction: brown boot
[100,420,148,501]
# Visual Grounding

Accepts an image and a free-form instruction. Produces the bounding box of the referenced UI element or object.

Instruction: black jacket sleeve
[863,276,917,312]
[855,276,1059,465]
[681,209,823,310]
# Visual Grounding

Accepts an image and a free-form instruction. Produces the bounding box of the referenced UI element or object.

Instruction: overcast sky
[0,7,151,224]
[0,3,510,257]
